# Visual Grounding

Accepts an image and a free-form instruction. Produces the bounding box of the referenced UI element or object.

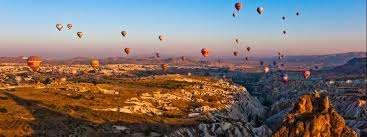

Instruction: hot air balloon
[121,31,127,37]
[156,53,160,58]
[282,16,286,20]
[161,64,169,72]
[273,61,277,66]
[159,35,166,41]
[124,48,131,55]
[27,56,42,71]
[77,32,84,39]
[201,48,209,57]
[264,66,270,74]
[304,70,311,79]
[257,6,264,14]
[247,47,251,52]
[235,3,243,11]
[67,24,73,30]
[233,51,238,56]
[56,24,63,31]
[71,69,78,75]
[90,59,100,69]
[281,73,289,83]
[260,61,264,66]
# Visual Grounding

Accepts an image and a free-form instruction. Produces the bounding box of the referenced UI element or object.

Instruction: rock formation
[273,92,357,137]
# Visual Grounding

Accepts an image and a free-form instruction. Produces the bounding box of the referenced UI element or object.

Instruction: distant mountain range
[0,52,366,67]
[331,57,367,75]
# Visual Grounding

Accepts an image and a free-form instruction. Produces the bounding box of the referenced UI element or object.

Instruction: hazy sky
[0,0,366,59]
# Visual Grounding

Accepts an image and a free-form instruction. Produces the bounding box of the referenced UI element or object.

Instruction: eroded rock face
[273,93,357,137]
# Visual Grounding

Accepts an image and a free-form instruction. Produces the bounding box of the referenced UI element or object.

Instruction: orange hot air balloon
[161,64,169,71]
[201,48,209,57]
[263,66,270,74]
[247,47,251,52]
[90,59,100,69]
[27,56,42,71]
[235,3,242,11]
[304,70,311,79]
[257,6,264,14]
[159,35,166,41]
[124,48,131,55]
[233,51,238,56]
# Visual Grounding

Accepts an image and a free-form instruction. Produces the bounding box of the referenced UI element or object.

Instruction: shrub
[0,107,8,113]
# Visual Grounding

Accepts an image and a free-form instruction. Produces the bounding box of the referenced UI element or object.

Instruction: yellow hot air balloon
[90,59,100,69]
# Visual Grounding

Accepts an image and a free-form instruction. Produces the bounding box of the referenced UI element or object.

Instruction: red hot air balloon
[235,3,242,11]
[201,48,209,57]
[124,48,131,55]
[304,70,311,79]
[27,56,42,71]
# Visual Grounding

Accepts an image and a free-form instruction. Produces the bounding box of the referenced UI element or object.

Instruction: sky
[0,0,366,59]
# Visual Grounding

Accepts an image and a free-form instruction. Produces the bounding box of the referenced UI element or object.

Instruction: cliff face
[273,93,357,137]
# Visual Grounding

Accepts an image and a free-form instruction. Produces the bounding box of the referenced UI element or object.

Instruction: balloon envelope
[56,24,63,31]
[257,6,264,14]
[121,31,127,37]
[233,51,238,56]
[67,24,72,30]
[281,73,289,83]
[90,59,100,69]
[27,56,42,71]
[124,48,131,55]
[304,70,311,79]
[161,64,169,71]
[264,67,270,74]
[201,48,209,57]
[159,35,166,41]
[77,32,84,39]
[235,3,242,11]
